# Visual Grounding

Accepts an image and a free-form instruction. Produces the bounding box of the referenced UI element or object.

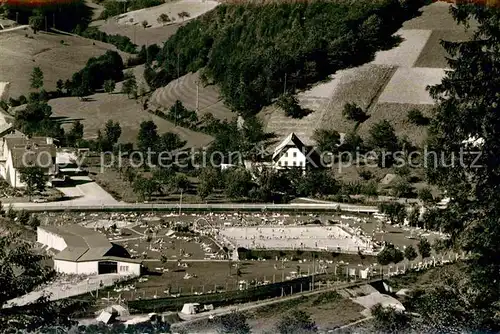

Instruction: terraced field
[263,64,395,145]
[149,71,236,121]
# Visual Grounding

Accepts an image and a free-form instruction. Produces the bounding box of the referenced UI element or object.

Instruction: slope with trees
[152,0,425,115]
[374,3,500,332]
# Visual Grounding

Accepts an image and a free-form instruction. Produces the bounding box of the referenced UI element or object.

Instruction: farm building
[272,132,321,170]
[0,134,56,188]
[37,224,142,276]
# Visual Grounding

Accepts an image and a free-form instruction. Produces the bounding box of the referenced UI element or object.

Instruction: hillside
[264,1,475,146]
[0,29,130,98]
[150,0,425,115]
[90,0,218,46]
[48,93,213,147]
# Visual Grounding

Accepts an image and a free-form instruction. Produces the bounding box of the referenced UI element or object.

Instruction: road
[10,201,378,213]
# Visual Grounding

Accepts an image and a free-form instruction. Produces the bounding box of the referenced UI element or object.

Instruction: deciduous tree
[19,167,47,201]
[137,120,159,152]
[312,128,340,154]
[197,167,219,200]
[417,238,431,259]
[157,13,171,25]
[404,244,417,261]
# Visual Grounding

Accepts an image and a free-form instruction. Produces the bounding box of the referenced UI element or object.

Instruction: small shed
[181,303,200,315]
[96,310,114,324]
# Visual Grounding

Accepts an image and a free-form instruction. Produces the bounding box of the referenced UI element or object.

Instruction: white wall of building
[117,261,141,276]
[78,261,99,275]
[54,259,140,276]
[37,228,67,251]
[54,260,99,275]
[274,147,307,170]
[54,260,79,274]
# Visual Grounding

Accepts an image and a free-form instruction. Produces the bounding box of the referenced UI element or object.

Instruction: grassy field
[357,102,435,146]
[115,0,218,29]
[372,29,432,67]
[263,2,471,148]
[0,29,130,98]
[414,29,473,68]
[247,291,365,332]
[173,291,365,333]
[377,67,445,105]
[110,253,374,300]
[48,92,213,146]
[149,71,236,121]
[386,262,463,291]
[91,0,218,46]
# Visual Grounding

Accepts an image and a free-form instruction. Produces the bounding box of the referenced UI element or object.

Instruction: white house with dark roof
[0,134,57,188]
[272,132,321,170]
[37,224,142,276]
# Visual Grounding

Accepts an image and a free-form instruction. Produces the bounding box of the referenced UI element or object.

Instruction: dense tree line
[151,0,425,115]
[2,0,92,32]
[373,3,500,332]
[75,26,138,54]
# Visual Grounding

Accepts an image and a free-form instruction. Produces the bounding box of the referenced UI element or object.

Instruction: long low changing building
[37,224,142,276]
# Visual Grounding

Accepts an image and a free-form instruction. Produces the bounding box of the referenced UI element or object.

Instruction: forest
[152,0,425,115]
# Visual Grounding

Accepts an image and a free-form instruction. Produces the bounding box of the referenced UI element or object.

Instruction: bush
[276,310,317,334]
[391,178,414,198]
[418,238,431,259]
[418,187,434,204]
[68,51,124,96]
[0,100,7,111]
[277,93,307,118]
[404,244,418,261]
[17,210,30,225]
[378,202,406,224]
[361,181,378,197]
[358,169,373,180]
[377,244,404,265]
[407,109,429,126]
[343,102,367,122]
